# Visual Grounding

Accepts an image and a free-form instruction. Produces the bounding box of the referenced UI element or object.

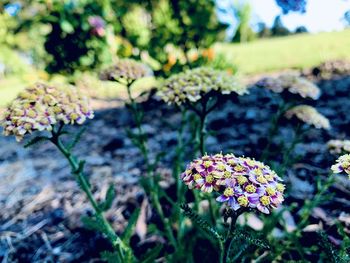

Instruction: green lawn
[216,29,350,75]
[1,30,350,107]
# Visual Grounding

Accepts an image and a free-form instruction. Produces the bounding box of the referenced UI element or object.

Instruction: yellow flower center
[217,163,226,171]
[205,175,214,183]
[260,196,270,206]
[237,175,248,185]
[265,174,274,181]
[266,187,276,196]
[27,110,37,118]
[237,196,248,207]
[245,184,256,193]
[40,118,49,125]
[43,95,53,104]
[224,187,234,196]
[257,176,268,184]
[246,159,255,166]
[204,161,213,168]
[53,106,62,114]
[193,174,202,181]
[227,159,236,165]
[254,168,263,176]
[276,183,285,193]
[23,123,32,130]
[224,171,231,178]
[234,165,244,172]
[70,113,79,120]
[14,109,25,116]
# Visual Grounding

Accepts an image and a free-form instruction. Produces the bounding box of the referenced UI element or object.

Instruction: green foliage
[232,2,256,43]
[81,214,105,233]
[180,204,223,242]
[139,244,163,263]
[67,127,86,151]
[121,208,141,244]
[24,136,49,148]
[230,228,270,250]
[100,251,122,263]
[318,231,343,263]
[99,184,117,212]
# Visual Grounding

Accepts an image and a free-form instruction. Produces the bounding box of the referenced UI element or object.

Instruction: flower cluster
[157,67,248,105]
[181,153,285,214]
[257,74,321,100]
[88,16,106,37]
[100,59,153,83]
[1,83,94,141]
[314,60,350,78]
[331,154,350,177]
[327,139,350,154]
[285,105,330,130]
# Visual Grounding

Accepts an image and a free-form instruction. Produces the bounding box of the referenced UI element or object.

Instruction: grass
[216,29,350,75]
[1,30,350,107]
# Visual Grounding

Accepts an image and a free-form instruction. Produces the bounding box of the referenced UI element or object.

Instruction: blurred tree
[275,0,307,14]
[1,0,232,76]
[345,10,350,26]
[271,15,290,36]
[232,1,256,43]
[257,22,272,38]
[295,26,308,34]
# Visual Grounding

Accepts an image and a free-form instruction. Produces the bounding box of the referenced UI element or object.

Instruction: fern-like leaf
[24,136,49,148]
[139,244,163,263]
[67,127,86,151]
[122,207,141,244]
[230,228,270,249]
[318,231,343,263]
[100,250,122,263]
[180,204,223,242]
[81,215,106,234]
[99,184,116,211]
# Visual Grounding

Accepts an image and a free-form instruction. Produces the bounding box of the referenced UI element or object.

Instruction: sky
[250,0,350,33]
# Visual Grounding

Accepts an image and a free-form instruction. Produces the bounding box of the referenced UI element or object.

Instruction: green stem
[221,211,240,263]
[261,103,284,161]
[280,124,303,174]
[125,83,177,249]
[50,128,130,262]
[198,101,208,156]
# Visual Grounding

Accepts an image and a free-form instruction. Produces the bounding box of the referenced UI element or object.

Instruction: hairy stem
[50,128,129,261]
[220,210,243,263]
[125,83,177,248]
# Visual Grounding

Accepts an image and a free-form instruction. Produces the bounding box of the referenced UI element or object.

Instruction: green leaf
[122,208,141,244]
[99,184,116,211]
[139,244,163,263]
[100,250,122,263]
[24,136,49,148]
[180,204,222,242]
[60,20,74,33]
[318,231,343,263]
[230,228,270,249]
[67,127,86,151]
[81,215,105,233]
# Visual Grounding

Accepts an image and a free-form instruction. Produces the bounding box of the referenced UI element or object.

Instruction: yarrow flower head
[257,74,321,100]
[100,59,153,83]
[331,154,350,178]
[1,83,94,142]
[157,67,248,105]
[327,139,350,155]
[285,105,330,130]
[181,153,285,214]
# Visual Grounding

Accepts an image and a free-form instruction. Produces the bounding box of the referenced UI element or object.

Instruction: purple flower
[181,154,286,215]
